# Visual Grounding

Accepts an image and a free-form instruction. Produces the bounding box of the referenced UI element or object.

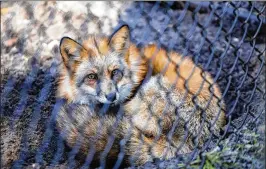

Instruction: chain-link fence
[1,1,265,169]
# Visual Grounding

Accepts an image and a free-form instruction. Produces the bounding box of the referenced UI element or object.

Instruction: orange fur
[58,40,222,103]
[58,38,92,102]
[56,26,226,165]
[144,44,222,100]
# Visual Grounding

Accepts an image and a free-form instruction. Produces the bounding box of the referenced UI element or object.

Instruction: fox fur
[56,25,226,166]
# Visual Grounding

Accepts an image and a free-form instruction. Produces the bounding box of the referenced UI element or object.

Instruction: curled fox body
[56,25,226,165]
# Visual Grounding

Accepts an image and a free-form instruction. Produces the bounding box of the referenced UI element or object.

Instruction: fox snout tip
[105,93,116,102]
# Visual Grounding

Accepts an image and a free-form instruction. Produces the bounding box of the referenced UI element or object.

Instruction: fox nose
[105,93,116,102]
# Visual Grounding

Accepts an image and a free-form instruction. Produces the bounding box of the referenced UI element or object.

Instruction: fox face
[58,25,147,105]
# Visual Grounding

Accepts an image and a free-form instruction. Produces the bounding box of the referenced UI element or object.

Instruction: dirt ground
[1,1,265,169]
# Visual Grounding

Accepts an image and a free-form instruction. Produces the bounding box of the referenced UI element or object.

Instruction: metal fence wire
[1,1,265,169]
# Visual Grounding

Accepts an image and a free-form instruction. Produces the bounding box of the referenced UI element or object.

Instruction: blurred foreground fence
[1,1,265,169]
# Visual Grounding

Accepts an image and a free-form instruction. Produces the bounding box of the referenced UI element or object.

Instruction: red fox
[56,25,226,165]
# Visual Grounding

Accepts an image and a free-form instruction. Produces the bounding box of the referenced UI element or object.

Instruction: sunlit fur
[56,25,226,166]
[57,30,147,105]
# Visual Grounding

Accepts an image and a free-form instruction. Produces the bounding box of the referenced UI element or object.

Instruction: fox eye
[84,73,98,86]
[87,73,98,80]
[111,69,123,81]
[112,69,119,76]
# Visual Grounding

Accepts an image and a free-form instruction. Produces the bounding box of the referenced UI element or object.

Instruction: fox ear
[109,25,130,52]
[59,37,87,72]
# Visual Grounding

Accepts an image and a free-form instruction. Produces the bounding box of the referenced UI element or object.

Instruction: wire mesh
[1,1,265,169]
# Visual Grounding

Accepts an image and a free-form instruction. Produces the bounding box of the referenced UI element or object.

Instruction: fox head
[58,25,148,105]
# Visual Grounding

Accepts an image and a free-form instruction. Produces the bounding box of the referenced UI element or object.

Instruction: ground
[1,1,265,169]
